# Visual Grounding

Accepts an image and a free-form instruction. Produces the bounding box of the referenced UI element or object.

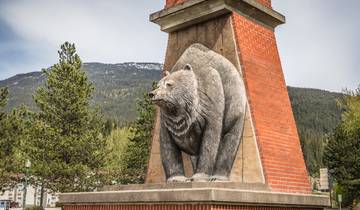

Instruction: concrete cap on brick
[150,0,285,32]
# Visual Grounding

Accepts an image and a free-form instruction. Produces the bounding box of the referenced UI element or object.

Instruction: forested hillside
[0,64,343,176]
[289,86,343,137]
[288,86,343,175]
[0,62,162,126]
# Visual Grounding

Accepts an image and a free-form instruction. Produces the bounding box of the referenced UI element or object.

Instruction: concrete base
[59,183,330,210]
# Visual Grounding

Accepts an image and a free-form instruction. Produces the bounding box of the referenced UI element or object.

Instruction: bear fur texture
[149,43,247,182]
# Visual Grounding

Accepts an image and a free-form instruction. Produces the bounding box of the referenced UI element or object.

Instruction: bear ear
[164,71,170,77]
[184,64,192,71]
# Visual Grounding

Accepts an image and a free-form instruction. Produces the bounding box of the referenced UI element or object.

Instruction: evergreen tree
[103,127,132,182]
[288,87,343,177]
[324,87,360,207]
[26,42,107,193]
[0,87,8,108]
[0,87,27,191]
[120,84,155,184]
[103,118,117,137]
[300,131,325,176]
[341,88,360,134]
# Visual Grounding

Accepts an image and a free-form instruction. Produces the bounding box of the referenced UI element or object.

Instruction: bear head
[149,64,198,114]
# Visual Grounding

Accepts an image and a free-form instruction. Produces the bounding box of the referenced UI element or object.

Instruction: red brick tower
[146,0,311,194]
[230,1,311,194]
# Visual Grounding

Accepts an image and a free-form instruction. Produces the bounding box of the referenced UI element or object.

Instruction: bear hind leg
[212,116,245,181]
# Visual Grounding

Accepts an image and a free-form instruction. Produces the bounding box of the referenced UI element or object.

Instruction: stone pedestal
[60,183,329,210]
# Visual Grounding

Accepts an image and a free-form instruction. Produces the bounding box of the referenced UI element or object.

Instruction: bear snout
[148,91,155,99]
[149,90,162,103]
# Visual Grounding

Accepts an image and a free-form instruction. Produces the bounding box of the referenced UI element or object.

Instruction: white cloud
[0,0,167,78]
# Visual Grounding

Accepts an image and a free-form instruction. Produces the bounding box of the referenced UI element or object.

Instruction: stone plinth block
[59,184,329,210]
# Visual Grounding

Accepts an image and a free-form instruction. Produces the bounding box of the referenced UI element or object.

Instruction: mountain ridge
[0,62,343,135]
[0,62,162,125]
[0,62,344,175]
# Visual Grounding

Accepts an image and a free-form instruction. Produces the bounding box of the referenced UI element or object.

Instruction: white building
[0,183,59,208]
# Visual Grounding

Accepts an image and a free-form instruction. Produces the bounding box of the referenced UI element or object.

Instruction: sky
[0,0,359,92]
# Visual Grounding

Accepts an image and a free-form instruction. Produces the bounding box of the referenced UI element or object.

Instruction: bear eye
[166,82,173,87]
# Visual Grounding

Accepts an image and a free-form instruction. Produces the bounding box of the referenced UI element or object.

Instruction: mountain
[288,86,343,137]
[288,86,343,175]
[0,63,343,130]
[0,62,344,175]
[0,62,163,126]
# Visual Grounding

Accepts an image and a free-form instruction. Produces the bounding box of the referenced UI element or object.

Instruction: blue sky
[0,0,359,92]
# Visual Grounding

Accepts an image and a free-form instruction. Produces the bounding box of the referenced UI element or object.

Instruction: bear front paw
[167,175,188,183]
[191,173,210,182]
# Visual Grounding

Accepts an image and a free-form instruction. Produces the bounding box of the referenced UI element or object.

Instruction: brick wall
[165,0,186,8]
[165,0,272,8]
[231,13,311,194]
[63,204,321,210]
[257,0,272,8]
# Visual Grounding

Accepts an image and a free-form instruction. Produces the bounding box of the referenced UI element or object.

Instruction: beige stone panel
[145,109,165,183]
[242,135,264,183]
[230,106,264,183]
[145,154,165,183]
[182,153,194,177]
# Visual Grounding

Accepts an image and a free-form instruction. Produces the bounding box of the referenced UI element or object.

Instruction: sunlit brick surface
[231,13,311,194]
[257,0,272,8]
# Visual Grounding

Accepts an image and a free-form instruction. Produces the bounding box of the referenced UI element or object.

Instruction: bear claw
[209,175,229,182]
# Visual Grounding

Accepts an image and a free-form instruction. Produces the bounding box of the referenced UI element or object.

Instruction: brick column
[231,6,311,194]
[231,1,311,191]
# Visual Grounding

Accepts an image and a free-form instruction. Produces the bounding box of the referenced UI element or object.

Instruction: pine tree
[0,87,26,191]
[119,84,155,184]
[26,42,107,193]
[324,87,360,207]
[0,87,8,108]
[104,127,132,180]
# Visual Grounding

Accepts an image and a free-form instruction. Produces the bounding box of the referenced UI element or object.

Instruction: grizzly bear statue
[149,43,247,182]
